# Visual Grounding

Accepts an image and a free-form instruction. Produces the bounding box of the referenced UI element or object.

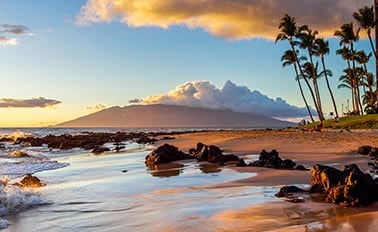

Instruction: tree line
[276,5,378,124]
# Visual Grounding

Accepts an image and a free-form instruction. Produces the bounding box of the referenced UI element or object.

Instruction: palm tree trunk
[351,43,360,115]
[312,78,324,119]
[308,50,324,120]
[290,42,322,121]
[321,57,339,117]
[357,85,364,115]
[293,62,314,122]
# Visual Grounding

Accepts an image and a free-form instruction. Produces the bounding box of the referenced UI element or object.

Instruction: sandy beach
[156,129,378,231]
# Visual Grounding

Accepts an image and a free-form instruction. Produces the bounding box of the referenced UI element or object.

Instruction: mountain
[56,104,295,128]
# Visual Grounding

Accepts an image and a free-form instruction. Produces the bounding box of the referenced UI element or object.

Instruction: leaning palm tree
[355,50,373,103]
[334,23,360,115]
[353,5,378,98]
[281,50,314,122]
[300,61,326,120]
[314,38,339,118]
[276,14,322,122]
[297,25,325,120]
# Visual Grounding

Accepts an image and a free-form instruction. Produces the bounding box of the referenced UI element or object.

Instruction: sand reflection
[146,163,183,177]
[146,162,222,178]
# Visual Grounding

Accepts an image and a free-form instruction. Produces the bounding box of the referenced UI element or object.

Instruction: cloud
[0,36,18,46]
[76,0,371,40]
[128,98,141,104]
[0,24,31,46]
[140,80,313,118]
[86,103,106,112]
[0,97,61,108]
[1,24,29,35]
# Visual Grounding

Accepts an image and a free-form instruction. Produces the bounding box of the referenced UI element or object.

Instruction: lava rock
[250,149,307,170]
[357,145,372,155]
[91,146,110,154]
[145,143,192,165]
[275,185,307,197]
[189,142,242,165]
[310,164,378,206]
[15,174,45,188]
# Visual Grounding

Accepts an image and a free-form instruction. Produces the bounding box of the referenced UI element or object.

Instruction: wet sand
[157,129,378,231]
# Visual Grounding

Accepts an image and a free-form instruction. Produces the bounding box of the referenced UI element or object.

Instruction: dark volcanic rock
[310,164,344,193]
[357,145,378,157]
[135,135,157,144]
[251,150,307,170]
[189,142,242,165]
[275,185,307,197]
[15,174,45,188]
[91,146,110,154]
[13,132,162,150]
[358,145,372,155]
[310,164,378,206]
[145,143,192,165]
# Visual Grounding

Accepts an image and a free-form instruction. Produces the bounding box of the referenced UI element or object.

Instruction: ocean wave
[0,161,69,179]
[0,179,50,229]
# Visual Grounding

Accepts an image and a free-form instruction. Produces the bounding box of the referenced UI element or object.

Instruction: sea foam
[0,178,49,229]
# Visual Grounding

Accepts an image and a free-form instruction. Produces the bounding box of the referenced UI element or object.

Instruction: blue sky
[0,0,374,126]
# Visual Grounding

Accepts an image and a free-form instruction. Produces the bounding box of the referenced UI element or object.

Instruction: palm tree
[334,23,360,114]
[353,6,377,59]
[354,67,365,114]
[281,50,314,122]
[338,68,356,114]
[297,26,325,120]
[276,14,322,122]
[353,5,378,99]
[314,38,339,118]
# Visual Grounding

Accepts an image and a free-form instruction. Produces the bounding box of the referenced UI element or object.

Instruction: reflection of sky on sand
[146,161,222,178]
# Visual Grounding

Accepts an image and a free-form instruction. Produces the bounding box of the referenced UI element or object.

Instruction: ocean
[0,128,264,231]
[0,128,375,231]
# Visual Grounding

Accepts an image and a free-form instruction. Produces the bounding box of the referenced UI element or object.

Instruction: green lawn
[302,114,378,129]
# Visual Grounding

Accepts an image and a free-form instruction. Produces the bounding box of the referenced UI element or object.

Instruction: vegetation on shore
[276,5,378,125]
[301,114,378,129]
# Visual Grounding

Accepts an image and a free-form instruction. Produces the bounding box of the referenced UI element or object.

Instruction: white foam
[0,180,50,229]
[0,161,69,178]
[0,218,10,229]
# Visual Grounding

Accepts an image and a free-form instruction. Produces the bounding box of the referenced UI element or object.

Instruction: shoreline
[156,129,378,230]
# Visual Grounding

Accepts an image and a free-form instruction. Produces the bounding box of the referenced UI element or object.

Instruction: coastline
[156,129,378,231]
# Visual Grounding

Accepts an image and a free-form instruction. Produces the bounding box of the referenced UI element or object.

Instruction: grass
[301,114,378,130]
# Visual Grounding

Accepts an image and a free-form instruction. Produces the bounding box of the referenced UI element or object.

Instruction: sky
[0,0,375,127]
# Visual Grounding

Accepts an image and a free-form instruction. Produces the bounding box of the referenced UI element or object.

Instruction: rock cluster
[189,142,244,165]
[13,132,159,153]
[310,164,378,206]
[358,145,378,156]
[357,145,378,174]
[145,143,192,165]
[145,142,246,166]
[250,150,307,170]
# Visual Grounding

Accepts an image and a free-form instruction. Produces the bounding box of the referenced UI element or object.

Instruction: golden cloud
[86,103,106,112]
[76,0,371,40]
[0,97,61,108]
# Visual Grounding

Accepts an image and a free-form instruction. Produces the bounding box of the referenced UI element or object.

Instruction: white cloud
[76,0,371,40]
[140,80,313,117]
[0,36,18,46]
